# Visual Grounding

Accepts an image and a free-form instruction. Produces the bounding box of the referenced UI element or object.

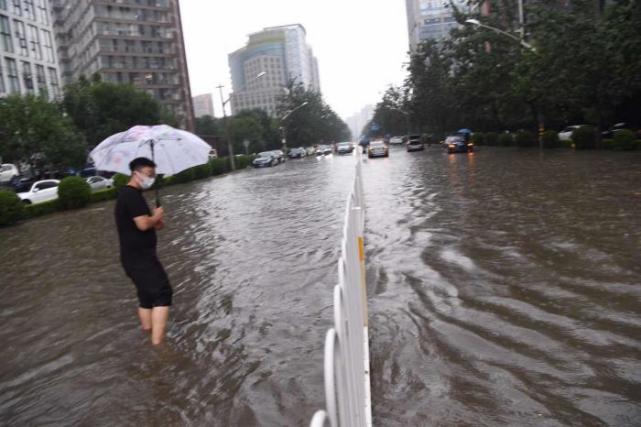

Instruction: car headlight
[467,143,474,147]
[448,144,455,148]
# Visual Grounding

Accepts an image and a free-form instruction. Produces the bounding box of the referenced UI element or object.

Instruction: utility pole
[217,84,235,171]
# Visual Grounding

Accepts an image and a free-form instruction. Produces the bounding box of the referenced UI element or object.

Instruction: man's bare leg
[151,306,169,345]
[138,308,152,331]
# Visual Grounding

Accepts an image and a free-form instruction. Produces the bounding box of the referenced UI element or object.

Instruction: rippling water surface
[1,147,640,426]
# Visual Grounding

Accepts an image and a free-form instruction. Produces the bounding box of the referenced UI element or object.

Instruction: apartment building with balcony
[0,0,62,99]
[51,0,194,130]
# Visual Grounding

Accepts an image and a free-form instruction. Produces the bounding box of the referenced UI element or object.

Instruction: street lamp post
[279,101,309,155]
[465,18,544,148]
[464,19,535,52]
[216,72,266,170]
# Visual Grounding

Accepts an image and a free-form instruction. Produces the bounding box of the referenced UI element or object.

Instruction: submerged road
[1,147,640,426]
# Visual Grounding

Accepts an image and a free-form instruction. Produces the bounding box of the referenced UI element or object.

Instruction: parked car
[208,149,218,160]
[252,152,277,168]
[316,145,333,155]
[86,176,113,191]
[0,163,19,184]
[600,122,641,139]
[268,150,285,163]
[445,135,474,154]
[17,179,60,204]
[558,125,584,141]
[406,134,424,152]
[288,147,307,158]
[336,142,354,154]
[389,136,404,145]
[368,141,389,158]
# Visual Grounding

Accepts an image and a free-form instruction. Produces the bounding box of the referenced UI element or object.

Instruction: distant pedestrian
[115,157,172,345]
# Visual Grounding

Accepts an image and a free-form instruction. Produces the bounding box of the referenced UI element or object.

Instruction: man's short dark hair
[129,157,157,172]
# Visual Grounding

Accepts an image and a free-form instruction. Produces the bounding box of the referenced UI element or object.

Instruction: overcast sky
[180,0,410,120]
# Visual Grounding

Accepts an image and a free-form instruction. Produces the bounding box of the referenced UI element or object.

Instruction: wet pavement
[1,147,640,426]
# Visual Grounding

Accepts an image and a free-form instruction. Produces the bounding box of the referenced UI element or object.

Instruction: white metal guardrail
[310,160,372,427]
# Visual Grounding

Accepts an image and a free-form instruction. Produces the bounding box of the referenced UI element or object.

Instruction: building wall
[51,0,194,130]
[192,93,213,118]
[406,0,469,51]
[229,24,320,116]
[0,0,62,99]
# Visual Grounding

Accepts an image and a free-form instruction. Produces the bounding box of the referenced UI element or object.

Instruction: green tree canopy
[0,94,86,169]
[62,75,177,147]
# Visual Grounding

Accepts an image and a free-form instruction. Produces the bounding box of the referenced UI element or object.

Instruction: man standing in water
[115,157,172,345]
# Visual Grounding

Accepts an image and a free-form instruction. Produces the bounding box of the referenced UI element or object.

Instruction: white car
[86,176,113,191]
[18,179,60,204]
[558,125,584,141]
[389,136,404,145]
[0,163,19,184]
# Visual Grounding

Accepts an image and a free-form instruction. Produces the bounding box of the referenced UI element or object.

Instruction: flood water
[1,147,640,426]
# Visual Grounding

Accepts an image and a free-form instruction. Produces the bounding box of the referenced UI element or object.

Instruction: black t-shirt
[115,185,157,259]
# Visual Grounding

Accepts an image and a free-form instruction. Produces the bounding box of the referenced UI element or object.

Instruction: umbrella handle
[150,139,161,207]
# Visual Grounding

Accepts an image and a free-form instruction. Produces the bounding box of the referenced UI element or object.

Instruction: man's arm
[133,207,164,231]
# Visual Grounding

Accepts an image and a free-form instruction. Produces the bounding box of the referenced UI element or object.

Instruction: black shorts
[122,255,173,309]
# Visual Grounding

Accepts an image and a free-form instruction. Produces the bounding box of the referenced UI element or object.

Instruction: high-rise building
[405,0,471,51]
[51,0,194,130]
[192,93,214,118]
[0,0,62,99]
[345,105,375,141]
[228,24,320,116]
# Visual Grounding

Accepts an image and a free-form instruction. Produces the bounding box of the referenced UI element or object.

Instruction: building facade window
[21,60,33,92]
[47,66,58,97]
[5,57,19,93]
[28,24,40,59]
[23,0,34,21]
[36,0,47,25]
[0,59,5,93]
[0,14,12,52]
[41,28,53,62]
[11,0,20,16]
[0,0,6,11]
[13,19,27,56]
[35,63,45,93]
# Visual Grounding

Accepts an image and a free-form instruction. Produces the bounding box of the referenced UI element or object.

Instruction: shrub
[58,176,91,210]
[498,133,513,147]
[471,132,485,146]
[113,173,129,189]
[89,187,117,203]
[23,199,60,219]
[234,155,254,169]
[0,190,24,226]
[572,125,597,150]
[541,130,561,148]
[193,163,212,180]
[485,132,499,146]
[211,157,230,175]
[173,167,196,184]
[612,129,637,151]
[515,130,537,147]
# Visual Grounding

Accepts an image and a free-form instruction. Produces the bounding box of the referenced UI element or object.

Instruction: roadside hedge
[541,130,561,148]
[572,125,597,150]
[498,133,513,147]
[58,176,92,210]
[0,190,24,227]
[515,130,537,147]
[1,155,253,225]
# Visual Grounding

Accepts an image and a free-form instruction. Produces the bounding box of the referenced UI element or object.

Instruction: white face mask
[137,172,156,190]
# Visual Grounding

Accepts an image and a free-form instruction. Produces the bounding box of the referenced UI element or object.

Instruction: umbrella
[90,125,211,206]
[457,128,472,134]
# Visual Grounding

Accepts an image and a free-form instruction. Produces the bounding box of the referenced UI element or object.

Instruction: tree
[368,86,409,137]
[277,81,350,146]
[227,116,263,154]
[195,115,221,137]
[0,94,86,170]
[62,76,177,147]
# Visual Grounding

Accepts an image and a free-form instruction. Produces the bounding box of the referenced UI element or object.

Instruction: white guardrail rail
[309,160,372,427]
